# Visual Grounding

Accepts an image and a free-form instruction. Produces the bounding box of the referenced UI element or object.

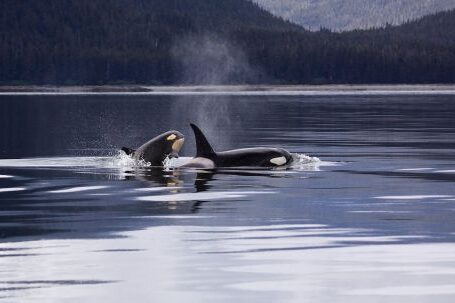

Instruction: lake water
[0,92,455,302]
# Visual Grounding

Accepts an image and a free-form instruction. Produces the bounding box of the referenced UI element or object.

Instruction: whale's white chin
[172,138,185,153]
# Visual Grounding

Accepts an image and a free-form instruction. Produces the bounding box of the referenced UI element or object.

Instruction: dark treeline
[1,0,454,85]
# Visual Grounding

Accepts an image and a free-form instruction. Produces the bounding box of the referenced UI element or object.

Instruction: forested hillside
[1,0,454,85]
[348,9,455,47]
[0,0,300,85]
[254,0,455,31]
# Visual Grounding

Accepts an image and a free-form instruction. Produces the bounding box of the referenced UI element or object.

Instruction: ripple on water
[136,191,276,202]
[0,187,26,193]
[47,186,110,194]
[435,170,455,174]
[374,195,453,200]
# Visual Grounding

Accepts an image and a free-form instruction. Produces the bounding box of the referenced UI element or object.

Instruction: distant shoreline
[2,84,455,96]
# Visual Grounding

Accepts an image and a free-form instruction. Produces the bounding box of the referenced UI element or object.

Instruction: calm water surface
[0,93,454,302]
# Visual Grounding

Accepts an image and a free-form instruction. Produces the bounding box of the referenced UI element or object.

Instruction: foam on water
[113,151,152,168]
[291,153,323,170]
[295,154,320,163]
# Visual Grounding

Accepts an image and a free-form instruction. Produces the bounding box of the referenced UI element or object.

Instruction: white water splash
[295,153,320,164]
[112,151,151,168]
[289,153,322,171]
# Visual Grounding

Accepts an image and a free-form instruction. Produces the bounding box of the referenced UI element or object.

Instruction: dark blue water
[0,92,454,302]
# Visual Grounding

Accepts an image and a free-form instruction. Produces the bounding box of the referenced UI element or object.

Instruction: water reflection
[0,94,455,302]
[0,224,454,302]
[0,154,325,240]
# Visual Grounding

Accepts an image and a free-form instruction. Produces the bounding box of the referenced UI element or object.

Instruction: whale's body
[182,124,293,169]
[122,130,184,166]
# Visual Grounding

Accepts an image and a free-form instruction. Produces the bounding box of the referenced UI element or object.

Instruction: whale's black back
[190,124,292,168]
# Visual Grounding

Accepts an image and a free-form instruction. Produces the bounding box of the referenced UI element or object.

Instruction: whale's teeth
[270,156,287,166]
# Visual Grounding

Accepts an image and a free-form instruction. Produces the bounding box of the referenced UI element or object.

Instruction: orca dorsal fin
[190,123,216,158]
[121,147,136,156]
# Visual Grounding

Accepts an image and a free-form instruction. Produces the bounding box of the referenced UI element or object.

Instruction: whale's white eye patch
[167,134,177,141]
[270,156,287,166]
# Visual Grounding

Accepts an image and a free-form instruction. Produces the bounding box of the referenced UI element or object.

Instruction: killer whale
[122,130,184,166]
[182,124,293,168]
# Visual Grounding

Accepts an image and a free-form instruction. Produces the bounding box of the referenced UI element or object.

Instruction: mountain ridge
[253,0,455,31]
